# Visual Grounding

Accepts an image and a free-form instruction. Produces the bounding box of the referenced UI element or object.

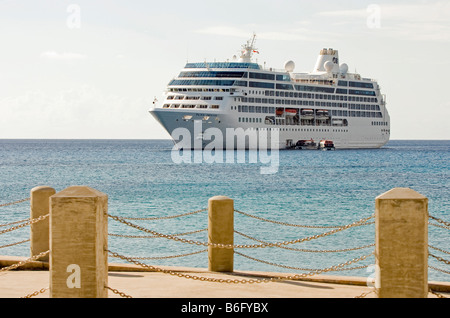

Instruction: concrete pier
[1,186,448,299]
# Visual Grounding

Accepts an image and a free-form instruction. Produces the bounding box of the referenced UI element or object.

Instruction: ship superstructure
[150,35,390,149]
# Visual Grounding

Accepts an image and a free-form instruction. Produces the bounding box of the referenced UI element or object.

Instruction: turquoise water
[0,139,449,282]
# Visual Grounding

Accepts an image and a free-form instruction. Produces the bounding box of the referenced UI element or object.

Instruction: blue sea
[1,139,449,282]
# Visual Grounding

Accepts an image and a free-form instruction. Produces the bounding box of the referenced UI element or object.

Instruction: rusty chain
[235,250,372,272]
[108,213,375,249]
[0,197,30,208]
[429,253,450,265]
[21,287,49,298]
[235,209,374,228]
[0,250,49,272]
[429,215,450,230]
[108,250,373,284]
[0,238,30,249]
[116,208,207,221]
[109,228,207,239]
[0,214,49,235]
[235,230,375,253]
[105,286,133,298]
[119,249,207,260]
[0,218,31,228]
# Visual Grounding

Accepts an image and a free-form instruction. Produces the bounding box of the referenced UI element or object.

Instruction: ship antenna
[239,33,258,63]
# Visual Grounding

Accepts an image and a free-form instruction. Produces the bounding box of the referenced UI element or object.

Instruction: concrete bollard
[375,187,428,298]
[49,186,108,298]
[30,186,56,262]
[208,196,234,272]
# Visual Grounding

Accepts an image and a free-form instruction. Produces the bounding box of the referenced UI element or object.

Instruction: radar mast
[239,33,258,62]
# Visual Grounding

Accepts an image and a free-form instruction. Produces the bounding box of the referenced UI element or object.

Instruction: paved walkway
[1,257,449,299]
[1,270,377,298]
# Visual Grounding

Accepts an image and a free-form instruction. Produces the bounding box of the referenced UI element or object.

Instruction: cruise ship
[149,35,390,150]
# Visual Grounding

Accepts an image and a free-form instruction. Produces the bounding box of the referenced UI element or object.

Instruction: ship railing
[1,187,449,298]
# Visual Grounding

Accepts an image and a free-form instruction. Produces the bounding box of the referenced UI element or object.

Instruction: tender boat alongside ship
[149,34,390,150]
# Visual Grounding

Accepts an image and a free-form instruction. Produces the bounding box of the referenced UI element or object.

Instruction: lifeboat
[316,109,330,119]
[276,108,284,116]
[332,119,343,126]
[319,139,335,150]
[285,108,297,116]
[301,109,314,119]
[296,139,317,150]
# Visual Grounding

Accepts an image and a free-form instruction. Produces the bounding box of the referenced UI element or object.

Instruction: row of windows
[170,79,376,97]
[261,91,378,103]
[179,71,246,78]
[249,81,274,89]
[237,117,351,132]
[168,93,378,104]
[184,62,260,69]
[295,85,335,93]
[338,80,374,89]
[235,97,380,109]
[169,79,244,87]
[235,105,383,118]
[178,71,293,82]
[372,121,388,126]
[179,66,374,90]
[162,104,219,109]
[335,88,376,96]
[349,89,376,96]
[167,95,223,101]
[239,117,263,123]
[169,88,231,92]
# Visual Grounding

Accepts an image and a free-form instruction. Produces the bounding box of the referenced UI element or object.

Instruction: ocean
[0,139,449,282]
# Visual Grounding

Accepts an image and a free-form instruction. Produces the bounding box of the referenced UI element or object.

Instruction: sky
[0,0,449,140]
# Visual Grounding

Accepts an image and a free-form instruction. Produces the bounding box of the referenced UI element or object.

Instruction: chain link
[21,287,49,298]
[428,265,450,275]
[0,250,49,272]
[429,253,450,265]
[117,208,207,221]
[0,238,30,249]
[429,215,450,230]
[429,288,448,298]
[108,250,373,284]
[108,213,374,249]
[429,244,450,255]
[235,250,372,272]
[105,286,133,298]
[0,214,49,235]
[112,249,207,260]
[0,197,30,208]
[235,209,374,229]
[235,230,375,253]
[109,228,207,239]
[354,289,376,298]
[0,218,31,228]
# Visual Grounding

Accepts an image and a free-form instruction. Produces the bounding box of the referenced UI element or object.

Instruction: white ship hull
[150,108,389,150]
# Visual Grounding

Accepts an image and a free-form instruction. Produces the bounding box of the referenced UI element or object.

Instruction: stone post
[49,186,108,298]
[30,186,56,262]
[208,196,234,272]
[375,187,428,298]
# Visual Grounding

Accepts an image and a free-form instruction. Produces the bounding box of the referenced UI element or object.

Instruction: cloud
[40,51,87,60]
[0,86,152,138]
